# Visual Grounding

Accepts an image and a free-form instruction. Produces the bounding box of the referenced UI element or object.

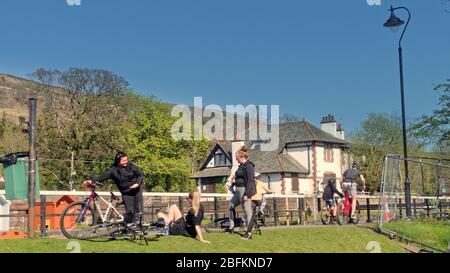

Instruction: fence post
[413,198,417,218]
[425,198,430,217]
[399,198,403,218]
[273,198,277,226]
[40,195,47,236]
[366,198,372,223]
[178,196,183,214]
[317,197,321,215]
[297,198,303,225]
[213,197,219,221]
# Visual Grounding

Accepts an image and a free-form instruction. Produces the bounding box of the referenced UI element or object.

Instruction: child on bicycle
[322,178,344,223]
[156,191,210,244]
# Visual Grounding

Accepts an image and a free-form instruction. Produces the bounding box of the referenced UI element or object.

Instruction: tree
[31,68,131,189]
[280,113,300,123]
[410,79,450,153]
[124,99,210,192]
[349,113,422,192]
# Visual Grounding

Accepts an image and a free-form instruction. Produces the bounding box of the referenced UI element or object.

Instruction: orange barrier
[34,195,77,230]
[0,230,28,239]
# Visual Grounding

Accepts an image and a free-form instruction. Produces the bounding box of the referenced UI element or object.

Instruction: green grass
[0,226,408,253]
[383,219,450,252]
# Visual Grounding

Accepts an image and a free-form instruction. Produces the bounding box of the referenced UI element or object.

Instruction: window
[214,152,226,166]
[251,140,268,150]
[324,144,334,162]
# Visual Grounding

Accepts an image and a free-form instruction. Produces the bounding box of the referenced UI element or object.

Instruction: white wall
[260,173,315,196]
[315,146,344,190]
[285,146,310,173]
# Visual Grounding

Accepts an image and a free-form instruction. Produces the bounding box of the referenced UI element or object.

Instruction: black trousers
[246,200,261,234]
[121,187,143,223]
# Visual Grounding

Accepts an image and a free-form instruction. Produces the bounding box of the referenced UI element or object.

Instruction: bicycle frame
[344,194,352,216]
[79,186,124,224]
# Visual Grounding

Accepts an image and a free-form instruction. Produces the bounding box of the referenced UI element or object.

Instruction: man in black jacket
[84,151,144,223]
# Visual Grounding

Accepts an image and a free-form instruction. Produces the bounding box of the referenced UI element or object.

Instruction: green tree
[31,68,131,190]
[123,98,210,192]
[349,113,421,192]
[410,79,449,153]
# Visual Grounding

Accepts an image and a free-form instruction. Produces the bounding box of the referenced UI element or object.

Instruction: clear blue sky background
[1,0,449,133]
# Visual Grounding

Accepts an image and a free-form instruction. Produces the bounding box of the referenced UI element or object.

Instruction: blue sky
[0,0,449,133]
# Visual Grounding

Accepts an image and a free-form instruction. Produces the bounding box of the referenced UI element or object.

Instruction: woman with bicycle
[157,191,210,244]
[225,145,257,240]
[84,151,144,224]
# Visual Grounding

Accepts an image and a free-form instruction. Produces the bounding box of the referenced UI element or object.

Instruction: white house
[191,114,351,196]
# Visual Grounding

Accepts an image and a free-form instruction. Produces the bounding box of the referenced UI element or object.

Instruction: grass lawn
[0,226,408,253]
[383,219,450,252]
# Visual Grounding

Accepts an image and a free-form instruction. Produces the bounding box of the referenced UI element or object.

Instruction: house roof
[279,120,349,146]
[191,166,231,179]
[191,119,349,179]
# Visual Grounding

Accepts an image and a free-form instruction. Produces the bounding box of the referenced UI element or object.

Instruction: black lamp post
[383,5,412,218]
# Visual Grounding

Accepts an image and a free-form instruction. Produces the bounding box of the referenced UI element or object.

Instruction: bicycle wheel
[320,206,332,225]
[352,200,361,224]
[60,201,118,239]
[204,218,230,233]
[335,200,345,225]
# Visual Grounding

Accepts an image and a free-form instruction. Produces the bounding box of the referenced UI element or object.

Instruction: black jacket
[322,183,343,201]
[92,163,144,194]
[234,161,256,198]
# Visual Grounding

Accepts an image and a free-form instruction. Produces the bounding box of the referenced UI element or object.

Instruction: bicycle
[205,198,269,235]
[60,180,125,240]
[320,195,342,225]
[336,191,361,225]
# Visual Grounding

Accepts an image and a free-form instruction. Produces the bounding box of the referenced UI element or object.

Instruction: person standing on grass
[84,151,144,224]
[244,172,273,236]
[225,145,256,239]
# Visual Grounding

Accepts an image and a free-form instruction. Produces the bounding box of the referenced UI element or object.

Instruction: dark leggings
[122,187,143,223]
[246,200,261,234]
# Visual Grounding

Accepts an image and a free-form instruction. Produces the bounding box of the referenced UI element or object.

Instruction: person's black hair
[114,151,127,166]
[328,178,336,187]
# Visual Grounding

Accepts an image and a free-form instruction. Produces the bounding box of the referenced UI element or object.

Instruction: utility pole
[27,98,37,238]
[69,151,76,191]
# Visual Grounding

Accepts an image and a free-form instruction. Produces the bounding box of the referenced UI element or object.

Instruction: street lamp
[383,5,412,218]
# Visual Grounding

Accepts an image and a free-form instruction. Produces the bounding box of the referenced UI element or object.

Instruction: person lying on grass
[157,191,210,244]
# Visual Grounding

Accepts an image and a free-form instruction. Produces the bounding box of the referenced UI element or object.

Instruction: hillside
[0,73,68,124]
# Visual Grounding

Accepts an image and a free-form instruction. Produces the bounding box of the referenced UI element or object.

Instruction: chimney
[231,133,244,168]
[320,114,337,137]
[336,123,345,140]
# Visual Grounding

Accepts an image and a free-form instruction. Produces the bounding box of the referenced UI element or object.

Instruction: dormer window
[214,151,226,166]
[251,140,267,150]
